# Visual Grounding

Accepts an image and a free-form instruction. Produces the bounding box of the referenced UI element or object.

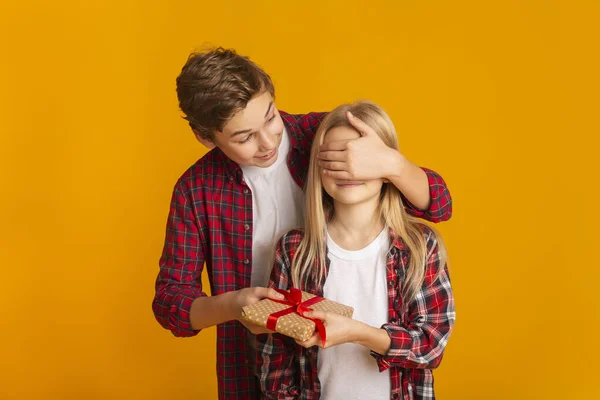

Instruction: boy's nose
[258,133,276,150]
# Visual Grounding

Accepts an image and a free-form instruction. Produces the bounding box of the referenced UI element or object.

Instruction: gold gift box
[240,290,354,341]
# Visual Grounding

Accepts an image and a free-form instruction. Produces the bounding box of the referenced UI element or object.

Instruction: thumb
[266,288,286,300]
[304,310,327,321]
[347,111,375,137]
[251,287,272,300]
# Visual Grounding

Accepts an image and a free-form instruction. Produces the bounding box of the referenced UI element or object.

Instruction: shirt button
[392,394,399,399]
[243,188,249,194]
[388,280,395,287]
[243,259,250,264]
[244,224,250,231]
[390,317,398,324]
[229,176,234,182]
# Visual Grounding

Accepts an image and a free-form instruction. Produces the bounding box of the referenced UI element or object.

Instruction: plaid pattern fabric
[257,228,455,400]
[152,111,453,400]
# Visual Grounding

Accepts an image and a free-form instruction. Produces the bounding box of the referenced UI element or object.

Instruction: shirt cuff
[168,289,206,337]
[369,323,411,372]
[403,167,452,223]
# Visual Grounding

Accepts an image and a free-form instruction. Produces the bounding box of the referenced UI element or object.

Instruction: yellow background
[1,1,598,399]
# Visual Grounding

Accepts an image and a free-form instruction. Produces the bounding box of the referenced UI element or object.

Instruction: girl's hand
[295,310,366,349]
[295,310,393,354]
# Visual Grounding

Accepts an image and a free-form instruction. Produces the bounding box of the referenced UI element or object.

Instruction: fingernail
[347,111,354,118]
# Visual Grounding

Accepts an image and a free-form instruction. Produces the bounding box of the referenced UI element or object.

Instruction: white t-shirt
[318,228,391,400]
[241,128,304,287]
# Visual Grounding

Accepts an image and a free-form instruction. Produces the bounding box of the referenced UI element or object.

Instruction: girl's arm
[370,229,455,371]
[297,229,455,371]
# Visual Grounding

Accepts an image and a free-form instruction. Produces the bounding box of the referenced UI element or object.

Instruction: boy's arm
[289,110,451,222]
[152,183,207,337]
[152,182,281,336]
[190,287,283,331]
[256,232,302,400]
[388,162,453,223]
[318,112,452,222]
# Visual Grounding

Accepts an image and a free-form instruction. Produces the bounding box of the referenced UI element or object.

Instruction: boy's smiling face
[196,91,285,167]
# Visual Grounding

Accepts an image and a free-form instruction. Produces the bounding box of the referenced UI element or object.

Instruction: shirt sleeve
[371,229,456,371]
[403,167,453,223]
[256,233,302,400]
[152,182,208,337]
[298,112,328,140]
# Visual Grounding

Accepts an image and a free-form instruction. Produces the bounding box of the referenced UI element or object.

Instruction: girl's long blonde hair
[291,101,447,304]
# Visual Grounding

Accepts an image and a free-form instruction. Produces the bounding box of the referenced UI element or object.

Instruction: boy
[152,47,452,399]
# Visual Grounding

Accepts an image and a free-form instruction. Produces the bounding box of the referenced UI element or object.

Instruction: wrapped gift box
[240,288,354,342]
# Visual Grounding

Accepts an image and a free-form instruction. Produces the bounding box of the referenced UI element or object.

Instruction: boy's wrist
[384,150,408,180]
[190,292,239,330]
[225,290,244,320]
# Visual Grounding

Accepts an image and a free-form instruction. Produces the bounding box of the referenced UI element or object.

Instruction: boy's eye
[239,134,252,144]
[267,114,276,122]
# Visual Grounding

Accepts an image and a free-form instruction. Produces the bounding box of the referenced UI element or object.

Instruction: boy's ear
[193,129,216,149]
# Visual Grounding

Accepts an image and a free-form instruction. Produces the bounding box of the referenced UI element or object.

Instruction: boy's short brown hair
[176,47,275,140]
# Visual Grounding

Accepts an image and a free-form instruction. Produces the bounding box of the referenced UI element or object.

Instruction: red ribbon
[266,287,327,347]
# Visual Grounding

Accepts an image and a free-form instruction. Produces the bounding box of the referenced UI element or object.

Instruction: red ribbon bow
[266,287,327,347]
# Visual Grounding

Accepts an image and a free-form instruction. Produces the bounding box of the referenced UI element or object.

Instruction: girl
[257,102,455,400]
